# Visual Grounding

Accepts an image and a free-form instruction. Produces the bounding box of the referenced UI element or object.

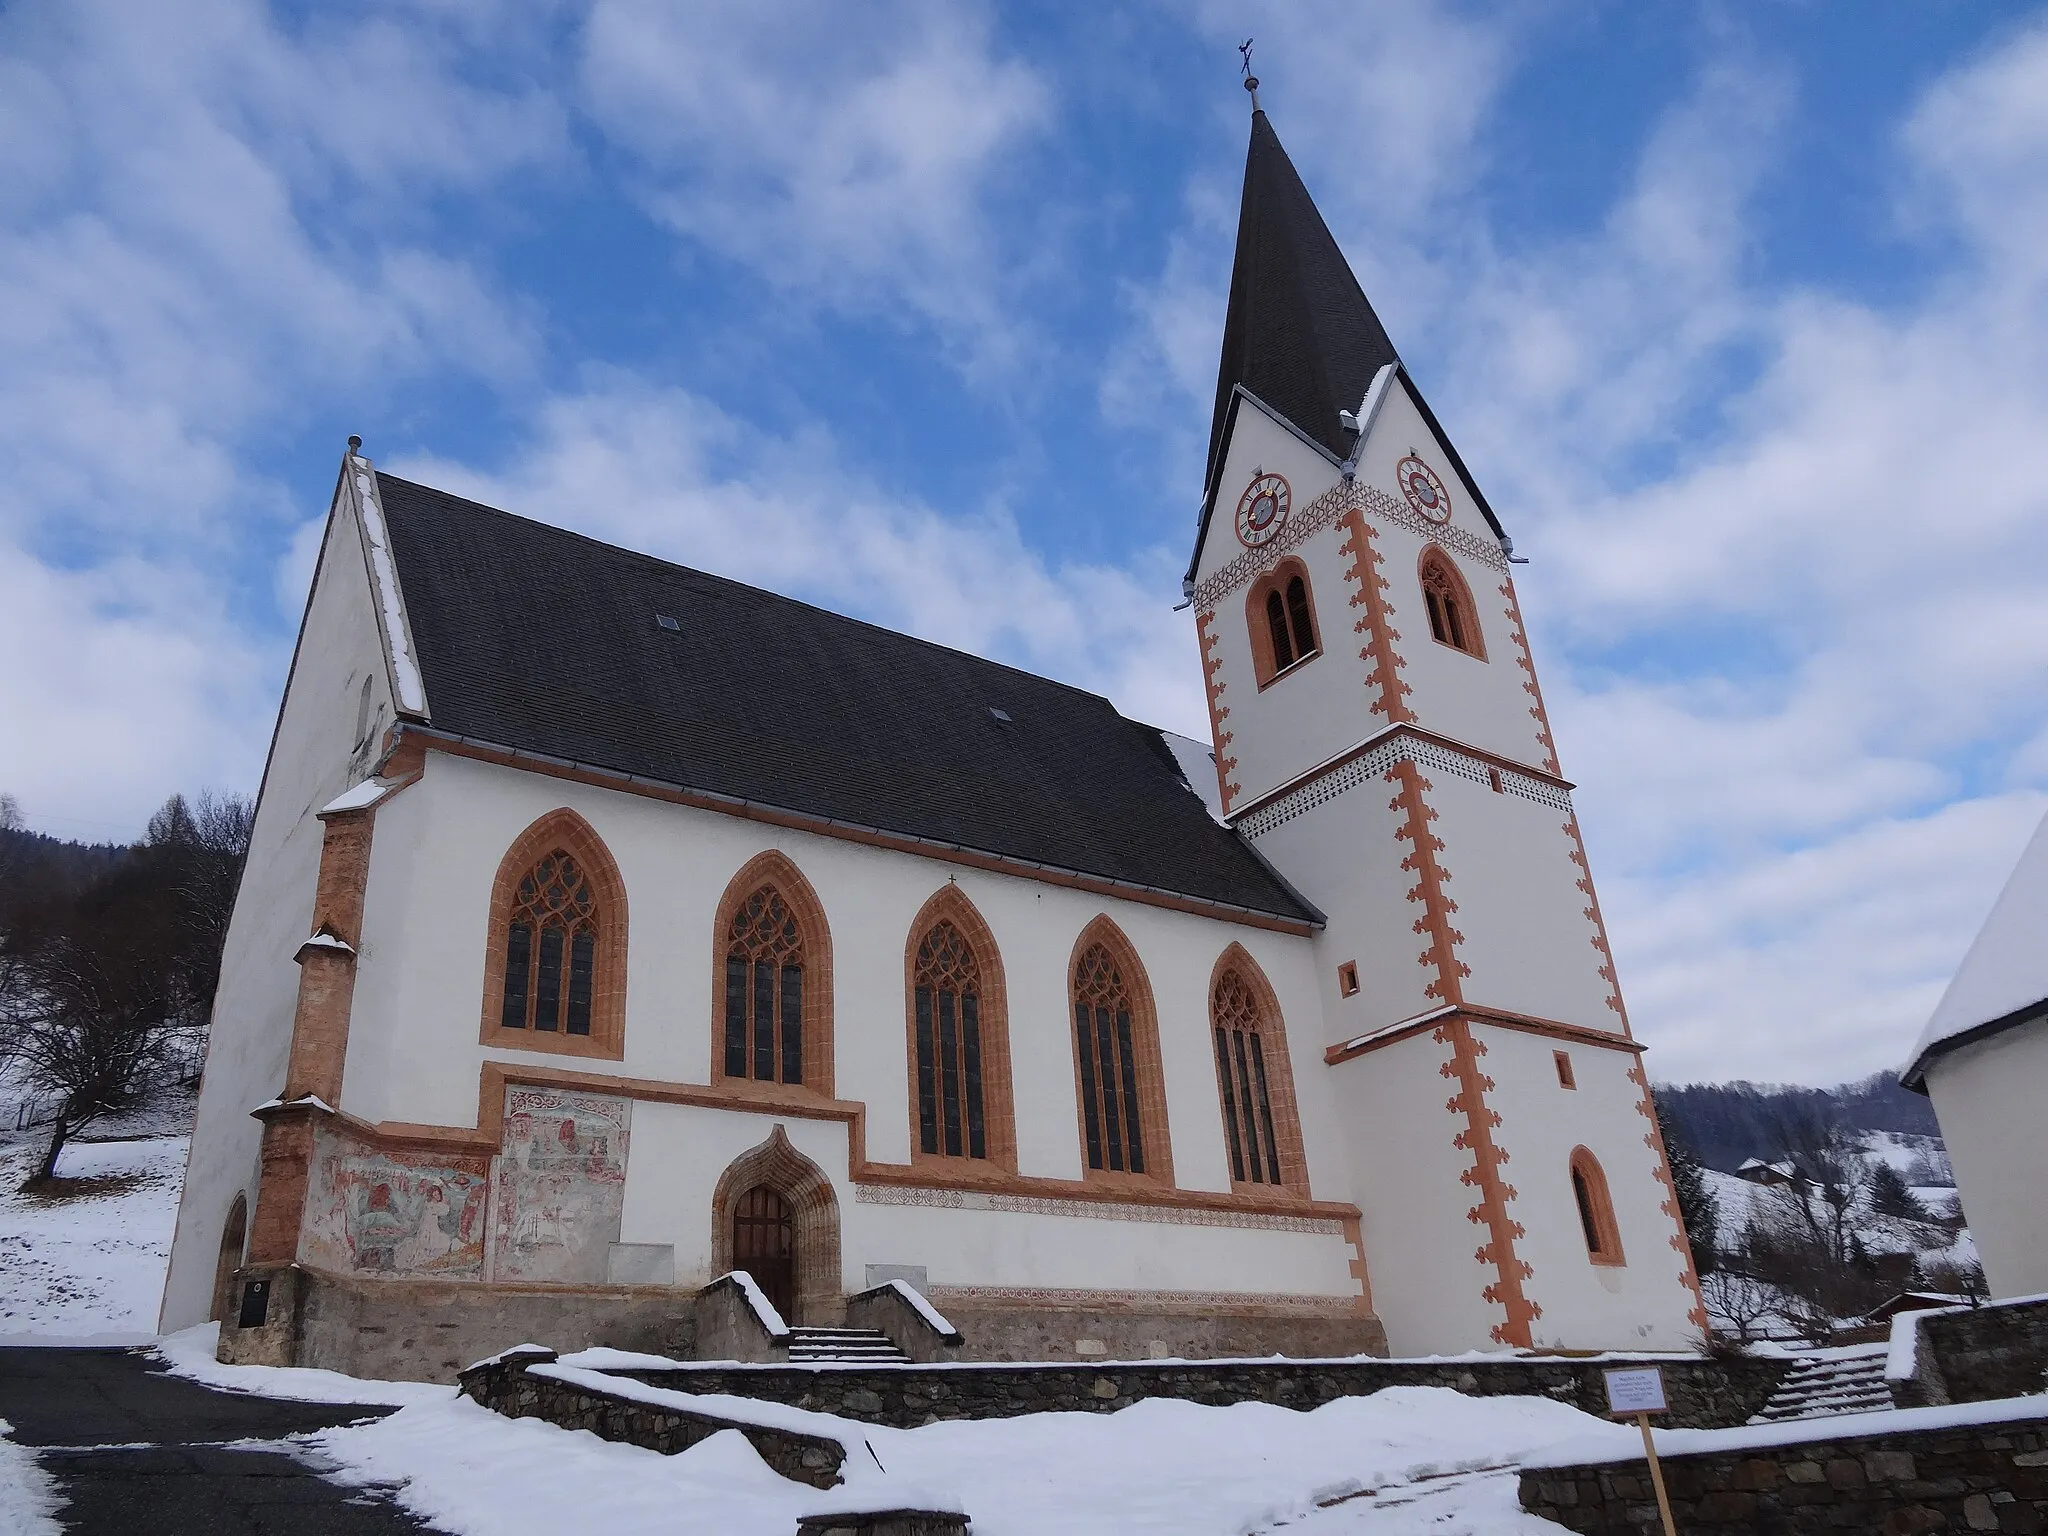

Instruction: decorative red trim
[1225,721,1571,826]
[1323,1006,1643,1066]
[1498,575,1561,776]
[1195,608,1241,813]
[1629,1061,1711,1335]
[1562,814,1631,1035]
[1436,1019,1537,1346]
[1337,508,1414,724]
[1386,762,1467,1007]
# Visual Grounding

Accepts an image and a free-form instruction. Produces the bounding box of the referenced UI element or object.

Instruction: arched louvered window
[1067,924,1173,1183]
[913,921,987,1159]
[482,809,628,1058]
[500,851,599,1035]
[1247,559,1322,686]
[1420,548,1486,659]
[725,886,808,1085]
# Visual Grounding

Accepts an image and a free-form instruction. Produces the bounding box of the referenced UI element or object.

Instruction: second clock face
[1236,473,1291,547]
[1398,455,1452,522]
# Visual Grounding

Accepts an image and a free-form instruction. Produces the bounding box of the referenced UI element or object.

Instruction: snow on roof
[1903,806,2048,1087]
[1158,730,1226,824]
[321,777,398,814]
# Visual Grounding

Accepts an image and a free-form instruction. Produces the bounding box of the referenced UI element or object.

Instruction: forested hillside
[1654,1072,1940,1174]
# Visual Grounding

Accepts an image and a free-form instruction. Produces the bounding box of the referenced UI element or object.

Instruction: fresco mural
[301,1130,490,1279]
[488,1087,630,1283]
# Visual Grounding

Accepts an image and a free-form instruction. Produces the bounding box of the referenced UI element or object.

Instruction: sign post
[1603,1366,1678,1536]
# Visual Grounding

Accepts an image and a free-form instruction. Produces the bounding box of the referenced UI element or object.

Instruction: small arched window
[1209,947,1308,1193]
[725,886,808,1086]
[1247,559,1321,686]
[712,850,834,1094]
[482,809,628,1058]
[1068,920,1172,1183]
[1570,1147,1625,1266]
[1419,548,1486,660]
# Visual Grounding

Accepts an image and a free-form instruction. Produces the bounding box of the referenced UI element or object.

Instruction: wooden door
[732,1185,796,1323]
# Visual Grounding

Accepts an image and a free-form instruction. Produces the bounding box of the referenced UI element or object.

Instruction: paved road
[0,1347,437,1534]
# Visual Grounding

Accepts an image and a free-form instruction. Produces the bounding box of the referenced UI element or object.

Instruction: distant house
[1736,1159,1801,1188]
[1862,1291,1974,1326]
[1902,810,2048,1300]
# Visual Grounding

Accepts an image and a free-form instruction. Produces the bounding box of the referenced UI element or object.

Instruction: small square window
[1554,1050,1576,1090]
[1337,961,1360,998]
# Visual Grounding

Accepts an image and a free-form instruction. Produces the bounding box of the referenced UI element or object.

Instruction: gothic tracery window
[1211,968,1284,1186]
[500,850,599,1035]
[1072,942,1149,1175]
[913,921,987,1159]
[1420,548,1485,659]
[725,886,807,1085]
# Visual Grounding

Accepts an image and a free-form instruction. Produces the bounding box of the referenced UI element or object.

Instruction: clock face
[1235,473,1291,547]
[1398,455,1451,522]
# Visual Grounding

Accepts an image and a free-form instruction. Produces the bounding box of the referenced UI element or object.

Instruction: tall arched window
[904,886,1016,1171]
[1570,1147,1625,1266]
[1247,558,1321,686]
[1068,919,1172,1183]
[482,809,628,1059]
[1209,946,1309,1194]
[1419,547,1486,660]
[712,851,834,1095]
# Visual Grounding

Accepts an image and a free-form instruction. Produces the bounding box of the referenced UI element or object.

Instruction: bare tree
[1702,1267,1783,1343]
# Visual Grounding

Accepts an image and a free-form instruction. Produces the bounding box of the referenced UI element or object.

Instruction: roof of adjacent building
[1204,109,1400,502]
[1901,807,2048,1088]
[374,472,1318,925]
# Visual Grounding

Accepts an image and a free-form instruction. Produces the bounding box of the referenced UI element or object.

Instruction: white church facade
[163,105,1707,1378]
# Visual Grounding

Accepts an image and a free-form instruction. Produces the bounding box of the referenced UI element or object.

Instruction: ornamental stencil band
[488,1088,630,1284]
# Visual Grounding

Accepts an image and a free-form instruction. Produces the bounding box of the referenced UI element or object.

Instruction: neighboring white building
[162,104,1706,1377]
[1902,811,2048,1299]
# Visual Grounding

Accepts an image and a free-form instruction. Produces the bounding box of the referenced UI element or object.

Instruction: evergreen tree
[1665,1128,1720,1276]
[1868,1161,1925,1220]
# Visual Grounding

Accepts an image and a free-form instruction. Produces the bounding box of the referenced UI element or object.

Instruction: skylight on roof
[988,707,1012,723]
[655,614,680,632]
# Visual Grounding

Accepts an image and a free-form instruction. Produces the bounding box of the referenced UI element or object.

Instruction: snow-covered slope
[0,1135,187,1339]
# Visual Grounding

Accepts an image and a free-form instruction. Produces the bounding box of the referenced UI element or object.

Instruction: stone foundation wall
[1520,1412,2048,1533]
[930,1300,1384,1364]
[607,1352,1785,1430]
[249,1267,695,1382]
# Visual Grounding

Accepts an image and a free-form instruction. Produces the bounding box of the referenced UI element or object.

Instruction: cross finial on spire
[1239,38,1261,112]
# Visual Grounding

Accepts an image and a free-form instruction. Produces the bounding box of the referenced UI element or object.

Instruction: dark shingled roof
[376,473,1317,924]
[1204,109,1401,501]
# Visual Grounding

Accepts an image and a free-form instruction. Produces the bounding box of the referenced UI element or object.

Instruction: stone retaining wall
[605,1352,1785,1430]
[458,1350,844,1489]
[1915,1299,2048,1406]
[1520,1412,2048,1533]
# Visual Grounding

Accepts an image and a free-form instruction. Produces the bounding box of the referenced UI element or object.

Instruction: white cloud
[579,0,1050,359]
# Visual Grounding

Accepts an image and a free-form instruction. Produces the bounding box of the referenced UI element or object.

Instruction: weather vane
[1239,38,1260,109]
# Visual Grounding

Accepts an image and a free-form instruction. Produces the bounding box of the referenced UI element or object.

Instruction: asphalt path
[0,1346,438,1534]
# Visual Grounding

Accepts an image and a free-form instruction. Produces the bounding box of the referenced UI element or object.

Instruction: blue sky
[6,0,2048,1087]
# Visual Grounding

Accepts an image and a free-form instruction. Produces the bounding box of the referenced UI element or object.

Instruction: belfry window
[912,921,987,1159]
[1211,969,1283,1185]
[1569,1147,1625,1265]
[500,851,598,1035]
[1072,943,1148,1175]
[1248,560,1321,686]
[725,886,807,1085]
[1420,548,1486,659]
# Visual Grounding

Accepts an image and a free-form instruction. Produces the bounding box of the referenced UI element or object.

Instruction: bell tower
[1189,95,1707,1353]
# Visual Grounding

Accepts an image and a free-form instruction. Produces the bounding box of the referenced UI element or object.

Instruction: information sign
[1603,1366,1668,1416]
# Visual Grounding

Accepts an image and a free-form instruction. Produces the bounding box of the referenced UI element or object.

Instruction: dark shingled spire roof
[1205,109,1401,500]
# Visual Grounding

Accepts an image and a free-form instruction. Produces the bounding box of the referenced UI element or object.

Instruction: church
[162,101,1707,1378]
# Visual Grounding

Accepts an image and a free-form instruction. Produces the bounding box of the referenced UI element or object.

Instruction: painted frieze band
[1236,733,1572,841]
[855,1182,1343,1236]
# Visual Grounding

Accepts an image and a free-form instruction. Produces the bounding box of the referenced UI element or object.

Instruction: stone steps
[1749,1349,1894,1424]
[786,1327,912,1364]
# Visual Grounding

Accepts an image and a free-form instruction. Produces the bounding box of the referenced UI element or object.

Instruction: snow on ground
[0,1135,186,1340]
[299,1380,1624,1535]
[0,1419,63,1536]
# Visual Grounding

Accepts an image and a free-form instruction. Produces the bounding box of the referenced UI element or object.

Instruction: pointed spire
[1205,107,1401,500]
